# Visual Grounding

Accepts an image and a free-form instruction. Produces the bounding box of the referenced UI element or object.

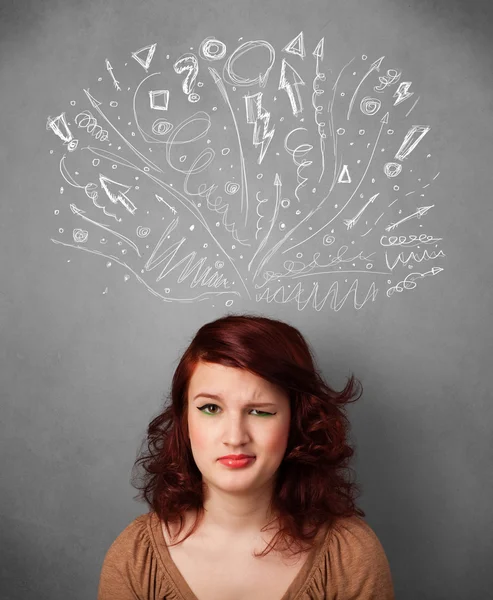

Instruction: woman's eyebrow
[192,392,277,407]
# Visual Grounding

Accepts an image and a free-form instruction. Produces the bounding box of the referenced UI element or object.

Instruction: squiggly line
[50,239,240,302]
[255,245,376,287]
[250,174,281,276]
[384,249,445,271]
[256,280,379,312]
[182,153,250,247]
[380,234,442,248]
[75,110,109,141]
[254,191,269,240]
[387,267,443,297]
[311,40,327,182]
[284,128,312,202]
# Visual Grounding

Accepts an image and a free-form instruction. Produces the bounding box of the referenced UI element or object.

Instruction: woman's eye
[198,404,274,416]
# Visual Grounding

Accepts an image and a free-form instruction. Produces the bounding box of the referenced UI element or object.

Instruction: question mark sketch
[173,53,200,102]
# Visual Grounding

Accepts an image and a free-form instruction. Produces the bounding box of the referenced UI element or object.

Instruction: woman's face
[186,361,291,495]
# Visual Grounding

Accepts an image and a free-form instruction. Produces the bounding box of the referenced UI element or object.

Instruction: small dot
[359,130,365,135]
[98,77,102,81]
[70,100,76,106]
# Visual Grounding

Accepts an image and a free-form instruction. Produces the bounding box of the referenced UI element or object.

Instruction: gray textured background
[1,0,492,598]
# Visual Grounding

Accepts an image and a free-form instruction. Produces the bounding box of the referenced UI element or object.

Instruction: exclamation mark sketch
[395,125,430,161]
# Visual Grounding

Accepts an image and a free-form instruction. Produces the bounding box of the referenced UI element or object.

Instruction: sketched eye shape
[151,119,173,136]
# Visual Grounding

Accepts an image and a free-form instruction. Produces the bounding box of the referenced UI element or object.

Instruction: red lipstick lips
[218,454,254,460]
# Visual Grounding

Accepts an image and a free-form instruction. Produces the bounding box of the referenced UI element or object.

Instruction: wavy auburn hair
[132,313,365,558]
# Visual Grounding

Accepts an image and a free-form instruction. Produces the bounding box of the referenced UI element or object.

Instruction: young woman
[98,314,395,599]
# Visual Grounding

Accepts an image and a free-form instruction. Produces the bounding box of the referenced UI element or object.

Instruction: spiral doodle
[225,181,240,195]
[73,228,89,243]
[136,226,151,238]
[199,37,227,61]
[360,96,382,116]
[384,162,402,178]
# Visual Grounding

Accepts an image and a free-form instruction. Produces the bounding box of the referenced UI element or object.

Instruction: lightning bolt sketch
[244,92,275,164]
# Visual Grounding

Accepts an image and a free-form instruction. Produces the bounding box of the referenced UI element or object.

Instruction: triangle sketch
[131,43,157,71]
[338,164,352,183]
[282,32,305,59]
